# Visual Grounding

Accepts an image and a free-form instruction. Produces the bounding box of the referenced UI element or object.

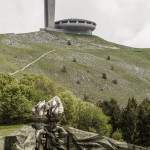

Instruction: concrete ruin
[44,0,96,35]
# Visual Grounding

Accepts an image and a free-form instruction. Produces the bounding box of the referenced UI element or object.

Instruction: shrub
[0,83,32,124]
[19,74,56,103]
[0,74,56,124]
[112,129,123,141]
[58,91,79,126]
[67,40,72,46]
[107,56,111,60]
[0,74,14,90]
[78,101,111,135]
[76,80,81,85]
[72,58,77,62]
[59,91,111,136]
[102,73,107,80]
[112,79,118,85]
[61,66,67,73]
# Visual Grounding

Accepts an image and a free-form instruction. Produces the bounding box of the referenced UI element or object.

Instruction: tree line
[97,97,150,147]
[0,73,149,147]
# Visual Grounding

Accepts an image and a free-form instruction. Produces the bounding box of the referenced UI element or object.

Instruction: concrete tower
[44,0,55,28]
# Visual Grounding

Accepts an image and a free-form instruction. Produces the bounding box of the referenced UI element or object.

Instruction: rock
[1,31,58,48]
[67,127,147,150]
[0,137,5,150]
[0,126,148,150]
[1,126,36,150]
[67,127,99,141]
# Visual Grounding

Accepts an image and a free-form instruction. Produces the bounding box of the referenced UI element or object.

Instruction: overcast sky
[0,0,150,48]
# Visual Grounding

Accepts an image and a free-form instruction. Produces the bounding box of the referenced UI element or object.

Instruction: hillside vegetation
[0,31,150,105]
[0,74,110,136]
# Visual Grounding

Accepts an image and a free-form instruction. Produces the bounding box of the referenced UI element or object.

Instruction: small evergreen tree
[72,58,77,62]
[112,79,118,85]
[137,98,150,146]
[67,40,72,46]
[61,66,67,73]
[107,56,111,60]
[97,99,121,134]
[121,97,138,144]
[102,73,107,80]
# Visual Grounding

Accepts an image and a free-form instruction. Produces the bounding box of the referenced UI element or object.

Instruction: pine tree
[137,98,150,146]
[121,97,138,144]
[98,99,121,134]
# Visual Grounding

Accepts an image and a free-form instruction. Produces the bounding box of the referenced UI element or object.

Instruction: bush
[112,79,118,85]
[78,101,111,135]
[112,129,123,141]
[102,73,107,80]
[0,74,14,90]
[58,91,79,126]
[59,91,111,136]
[73,58,77,62]
[107,56,111,60]
[76,80,81,85]
[0,83,32,124]
[19,74,56,103]
[0,74,56,124]
[61,66,67,73]
[67,40,72,46]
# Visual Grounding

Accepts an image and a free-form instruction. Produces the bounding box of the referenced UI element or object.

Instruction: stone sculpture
[32,96,67,150]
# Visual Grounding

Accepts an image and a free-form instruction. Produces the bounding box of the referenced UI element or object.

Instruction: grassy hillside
[0,31,150,105]
[0,125,23,137]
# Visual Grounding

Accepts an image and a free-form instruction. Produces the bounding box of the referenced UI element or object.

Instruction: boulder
[0,137,5,150]
[67,127,147,150]
[1,126,36,150]
[0,126,148,150]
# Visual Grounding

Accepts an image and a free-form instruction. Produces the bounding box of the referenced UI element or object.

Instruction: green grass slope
[0,31,150,105]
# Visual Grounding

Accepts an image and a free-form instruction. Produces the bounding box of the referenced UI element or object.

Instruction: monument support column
[44,0,55,29]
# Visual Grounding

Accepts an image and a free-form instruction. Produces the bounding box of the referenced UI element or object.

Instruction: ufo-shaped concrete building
[44,0,96,35]
[55,19,96,35]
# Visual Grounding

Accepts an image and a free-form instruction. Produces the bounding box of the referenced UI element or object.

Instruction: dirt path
[10,50,56,76]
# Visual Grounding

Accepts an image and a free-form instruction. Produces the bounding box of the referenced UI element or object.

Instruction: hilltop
[0,31,150,105]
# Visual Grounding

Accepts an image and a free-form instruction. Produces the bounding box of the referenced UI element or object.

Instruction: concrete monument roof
[55,18,96,33]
